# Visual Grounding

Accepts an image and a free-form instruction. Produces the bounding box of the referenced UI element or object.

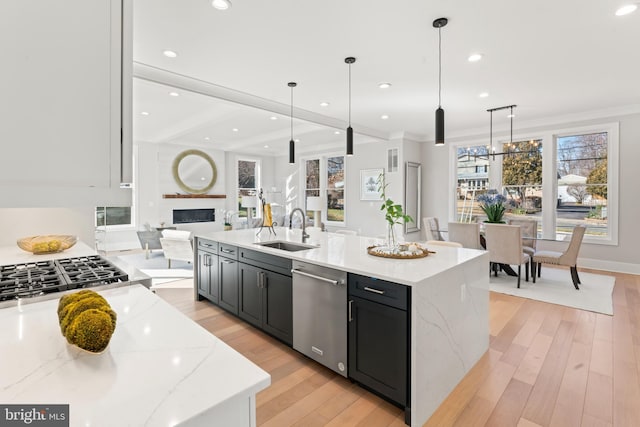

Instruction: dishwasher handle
[291,269,344,285]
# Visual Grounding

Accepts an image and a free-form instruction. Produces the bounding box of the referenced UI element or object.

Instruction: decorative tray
[367,244,434,259]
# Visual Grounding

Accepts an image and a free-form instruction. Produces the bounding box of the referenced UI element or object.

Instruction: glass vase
[386,223,398,252]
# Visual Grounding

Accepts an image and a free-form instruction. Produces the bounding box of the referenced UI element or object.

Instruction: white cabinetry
[0,0,132,207]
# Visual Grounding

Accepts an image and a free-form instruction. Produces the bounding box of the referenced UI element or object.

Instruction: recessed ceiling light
[468,53,483,62]
[381,114,389,120]
[204,137,210,141]
[163,50,178,58]
[320,102,330,107]
[507,114,515,118]
[169,91,179,97]
[334,131,340,135]
[479,92,489,98]
[270,116,278,120]
[140,111,149,116]
[294,139,300,142]
[378,82,392,89]
[264,145,269,149]
[232,128,239,132]
[211,0,232,10]
[616,4,638,15]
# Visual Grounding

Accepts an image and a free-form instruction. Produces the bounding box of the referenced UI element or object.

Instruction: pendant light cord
[290,86,294,140]
[438,26,442,108]
[348,63,352,126]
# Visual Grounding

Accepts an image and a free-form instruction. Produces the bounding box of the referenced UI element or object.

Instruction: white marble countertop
[0,284,270,426]
[195,228,486,287]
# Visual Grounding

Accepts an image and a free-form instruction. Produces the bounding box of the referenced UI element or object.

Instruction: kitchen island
[0,284,270,426]
[194,228,490,426]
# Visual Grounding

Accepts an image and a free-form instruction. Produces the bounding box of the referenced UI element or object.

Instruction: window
[305,159,320,220]
[96,207,132,227]
[556,132,608,239]
[237,159,261,218]
[302,154,346,225]
[455,146,490,222]
[501,139,543,224]
[326,156,345,222]
[452,123,618,244]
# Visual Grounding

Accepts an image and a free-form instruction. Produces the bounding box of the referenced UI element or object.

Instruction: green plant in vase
[477,193,507,223]
[377,173,413,251]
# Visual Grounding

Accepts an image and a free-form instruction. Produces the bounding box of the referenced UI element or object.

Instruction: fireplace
[173,208,215,224]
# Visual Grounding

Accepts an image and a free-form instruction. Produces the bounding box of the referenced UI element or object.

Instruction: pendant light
[486,104,518,160]
[288,82,297,164]
[345,57,356,156]
[433,18,448,146]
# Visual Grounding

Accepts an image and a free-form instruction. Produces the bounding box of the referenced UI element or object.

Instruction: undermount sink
[255,241,318,252]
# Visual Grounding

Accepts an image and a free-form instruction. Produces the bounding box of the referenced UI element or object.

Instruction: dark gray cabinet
[218,244,239,315]
[348,273,409,409]
[197,239,218,304]
[238,248,293,346]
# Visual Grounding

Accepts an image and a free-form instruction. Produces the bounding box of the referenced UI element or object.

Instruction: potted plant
[377,173,413,251]
[477,192,507,223]
[223,210,233,231]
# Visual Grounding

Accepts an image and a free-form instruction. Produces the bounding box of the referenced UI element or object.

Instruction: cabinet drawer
[197,239,218,254]
[218,243,238,260]
[348,273,408,311]
[239,248,292,277]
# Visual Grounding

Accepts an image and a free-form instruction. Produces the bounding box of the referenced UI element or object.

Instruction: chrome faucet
[289,208,310,242]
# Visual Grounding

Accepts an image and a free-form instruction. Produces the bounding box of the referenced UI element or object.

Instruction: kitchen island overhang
[0,284,270,427]
[195,227,490,426]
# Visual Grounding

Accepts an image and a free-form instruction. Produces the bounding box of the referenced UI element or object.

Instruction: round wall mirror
[172,149,217,194]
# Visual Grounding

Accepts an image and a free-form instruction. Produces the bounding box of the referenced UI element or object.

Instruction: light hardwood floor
[154,268,640,427]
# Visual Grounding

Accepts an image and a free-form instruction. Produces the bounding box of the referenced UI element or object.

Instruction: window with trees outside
[453,124,617,244]
[237,159,260,218]
[303,155,346,225]
[556,132,608,239]
[96,207,132,227]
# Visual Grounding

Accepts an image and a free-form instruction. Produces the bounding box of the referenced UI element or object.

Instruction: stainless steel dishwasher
[291,260,348,377]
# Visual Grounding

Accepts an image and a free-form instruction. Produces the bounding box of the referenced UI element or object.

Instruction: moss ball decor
[57,290,117,353]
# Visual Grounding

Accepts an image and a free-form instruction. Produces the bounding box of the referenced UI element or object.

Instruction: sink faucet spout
[289,208,310,242]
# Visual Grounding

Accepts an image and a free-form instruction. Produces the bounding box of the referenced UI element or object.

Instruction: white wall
[274,138,420,239]
[422,111,640,273]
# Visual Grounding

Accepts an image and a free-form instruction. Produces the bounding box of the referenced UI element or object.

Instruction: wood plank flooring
[154,267,640,426]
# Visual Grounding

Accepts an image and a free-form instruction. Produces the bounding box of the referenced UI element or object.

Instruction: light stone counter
[0,285,270,427]
[196,228,490,426]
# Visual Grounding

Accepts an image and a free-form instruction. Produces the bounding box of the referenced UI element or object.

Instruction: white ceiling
[132,0,640,155]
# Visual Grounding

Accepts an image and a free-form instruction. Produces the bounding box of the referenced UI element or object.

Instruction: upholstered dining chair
[159,229,193,268]
[426,240,463,248]
[423,217,444,241]
[448,222,482,249]
[507,218,538,257]
[532,225,586,289]
[484,223,530,288]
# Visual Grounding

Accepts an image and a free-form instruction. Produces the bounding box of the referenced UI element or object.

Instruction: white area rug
[489,267,615,315]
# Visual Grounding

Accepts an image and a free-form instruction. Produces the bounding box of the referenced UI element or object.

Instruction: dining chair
[448,222,482,249]
[160,229,193,268]
[532,225,586,289]
[423,217,444,241]
[507,218,538,257]
[426,240,463,248]
[484,224,530,288]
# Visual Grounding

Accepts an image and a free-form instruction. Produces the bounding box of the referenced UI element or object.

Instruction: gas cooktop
[0,255,128,303]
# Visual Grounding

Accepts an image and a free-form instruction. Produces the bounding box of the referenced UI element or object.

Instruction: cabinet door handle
[221,248,234,254]
[256,271,262,288]
[348,300,353,322]
[364,286,385,295]
[262,273,268,289]
[203,254,210,267]
[221,259,234,264]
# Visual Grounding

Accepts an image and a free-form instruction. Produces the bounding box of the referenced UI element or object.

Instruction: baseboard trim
[579,257,640,275]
